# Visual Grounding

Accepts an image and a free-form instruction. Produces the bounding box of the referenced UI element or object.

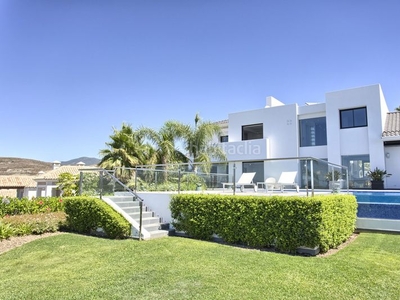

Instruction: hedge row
[64,197,130,239]
[170,194,357,253]
[0,197,64,217]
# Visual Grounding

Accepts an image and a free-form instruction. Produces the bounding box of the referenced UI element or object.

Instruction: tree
[57,172,78,197]
[183,114,227,173]
[396,106,400,112]
[99,123,157,182]
[99,123,156,170]
[139,121,188,181]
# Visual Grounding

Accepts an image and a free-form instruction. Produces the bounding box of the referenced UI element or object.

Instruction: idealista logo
[221,141,261,155]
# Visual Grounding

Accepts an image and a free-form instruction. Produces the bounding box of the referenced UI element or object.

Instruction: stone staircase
[105,194,169,240]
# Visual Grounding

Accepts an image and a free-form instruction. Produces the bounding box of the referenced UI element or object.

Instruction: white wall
[339,128,369,155]
[384,145,400,189]
[298,103,326,117]
[228,104,299,158]
[223,139,269,161]
[326,84,387,167]
[137,192,173,223]
[299,146,327,158]
[24,188,37,199]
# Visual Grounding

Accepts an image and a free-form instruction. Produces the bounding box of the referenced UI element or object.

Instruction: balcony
[220,139,269,161]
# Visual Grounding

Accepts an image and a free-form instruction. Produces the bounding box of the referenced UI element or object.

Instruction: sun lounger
[222,172,257,192]
[275,171,299,192]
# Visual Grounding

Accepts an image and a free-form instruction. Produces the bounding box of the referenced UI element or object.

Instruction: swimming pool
[352,191,400,204]
[352,191,400,231]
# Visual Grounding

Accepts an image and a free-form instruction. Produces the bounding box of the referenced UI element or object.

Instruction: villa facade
[217,84,400,189]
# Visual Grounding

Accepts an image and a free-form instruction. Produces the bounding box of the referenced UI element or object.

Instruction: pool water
[352,191,400,204]
[352,191,400,220]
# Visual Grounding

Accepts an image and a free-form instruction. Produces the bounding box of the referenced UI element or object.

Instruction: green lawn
[1,232,400,299]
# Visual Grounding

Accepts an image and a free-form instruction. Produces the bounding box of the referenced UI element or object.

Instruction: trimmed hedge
[64,197,130,239]
[170,194,357,253]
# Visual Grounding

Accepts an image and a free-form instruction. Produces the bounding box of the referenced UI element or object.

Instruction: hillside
[0,157,53,176]
[0,157,100,176]
[61,157,100,166]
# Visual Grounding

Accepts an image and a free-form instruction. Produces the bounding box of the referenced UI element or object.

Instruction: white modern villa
[215,84,400,189]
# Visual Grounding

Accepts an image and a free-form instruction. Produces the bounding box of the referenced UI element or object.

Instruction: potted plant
[367,167,388,190]
[325,170,342,191]
[325,170,341,181]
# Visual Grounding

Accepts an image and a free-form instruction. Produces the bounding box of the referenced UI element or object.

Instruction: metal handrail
[79,168,145,240]
[103,156,350,195]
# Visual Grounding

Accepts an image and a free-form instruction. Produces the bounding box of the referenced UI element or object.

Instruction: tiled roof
[34,165,93,181]
[0,175,37,188]
[214,119,228,125]
[383,112,400,137]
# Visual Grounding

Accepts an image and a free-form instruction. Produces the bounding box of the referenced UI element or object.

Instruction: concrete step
[112,201,140,208]
[128,211,154,219]
[121,207,141,214]
[147,230,169,239]
[130,216,160,225]
[106,195,167,240]
[110,196,139,203]
[114,192,135,197]
[143,223,161,232]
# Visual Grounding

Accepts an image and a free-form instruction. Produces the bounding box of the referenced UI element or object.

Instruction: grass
[0,233,400,299]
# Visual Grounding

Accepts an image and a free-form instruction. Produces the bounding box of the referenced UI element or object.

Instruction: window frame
[340,107,368,129]
[242,123,263,141]
[219,135,228,143]
[299,117,327,147]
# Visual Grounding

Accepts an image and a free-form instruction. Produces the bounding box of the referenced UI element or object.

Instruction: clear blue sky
[1,0,399,162]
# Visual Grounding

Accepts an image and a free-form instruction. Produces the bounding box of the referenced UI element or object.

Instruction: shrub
[180,173,207,191]
[57,172,78,196]
[64,196,130,239]
[0,212,66,240]
[0,221,15,240]
[0,197,65,217]
[170,194,357,253]
[135,174,207,192]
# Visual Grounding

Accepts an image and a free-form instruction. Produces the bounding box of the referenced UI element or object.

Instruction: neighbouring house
[0,161,94,199]
[216,84,400,189]
[0,175,37,199]
[34,161,92,198]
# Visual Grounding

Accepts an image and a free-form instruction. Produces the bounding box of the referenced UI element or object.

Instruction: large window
[342,155,370,188]
[340,107,367,129]
[242,161,264,183]
[242,123,263,140]
[299,117,327,147]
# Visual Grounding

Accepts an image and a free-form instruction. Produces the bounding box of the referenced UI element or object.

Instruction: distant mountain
[61,157,100,166]
[0,157,101,176]
[0,157,53,176]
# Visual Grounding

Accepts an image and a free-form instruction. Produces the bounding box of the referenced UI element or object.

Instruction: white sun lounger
[222,172,257,192]
[275,171,300,192]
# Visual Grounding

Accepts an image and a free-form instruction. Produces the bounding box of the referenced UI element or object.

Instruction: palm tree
[183,114,226,173]
[99,123,156,180]
[138,121,188,181]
